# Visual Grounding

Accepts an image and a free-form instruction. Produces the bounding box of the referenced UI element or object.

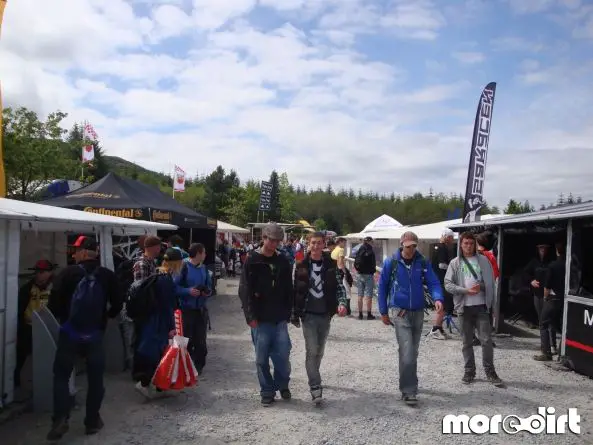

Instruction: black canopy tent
[42,173,217,263]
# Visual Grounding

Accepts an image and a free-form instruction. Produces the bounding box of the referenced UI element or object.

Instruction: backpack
[387,256,428,297]
[61,266,106,343]
[116,258,136,297]
[126,274,159,321]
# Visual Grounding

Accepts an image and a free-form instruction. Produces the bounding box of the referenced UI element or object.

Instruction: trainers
[135,381,154,399]
[85,416,104,435]
[402,395,418,406]
[47,418,69,441]
[261,395,275,406]
[367,314,376,320]
[486,370,504,387]
[428,329,447,340]
[280,389,291,400]
[551,346,558,355]
[461,371,475,384]
[533,354,553,361]
[311,387,322,405]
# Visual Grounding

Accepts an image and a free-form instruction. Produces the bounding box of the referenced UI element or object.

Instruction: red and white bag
[152,310,199,390]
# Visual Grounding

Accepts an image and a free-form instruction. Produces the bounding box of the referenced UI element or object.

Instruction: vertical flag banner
[259,181,272,211]
[462,82,497,223]
[82,122,98,163]
[173,165,185,192]
[0,0,7,197]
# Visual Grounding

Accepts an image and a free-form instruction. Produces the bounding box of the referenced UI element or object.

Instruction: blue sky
[2,0,593,209]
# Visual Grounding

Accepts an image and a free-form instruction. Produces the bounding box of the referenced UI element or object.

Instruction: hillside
[104,156,171,187]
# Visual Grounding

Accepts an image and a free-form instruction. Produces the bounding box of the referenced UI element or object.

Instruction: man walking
[239,223,294,406]
[354,236,376,320]
[47,236,122,440]
[444,232,503,387]
[292,232,348,405]
[378,231,443,405]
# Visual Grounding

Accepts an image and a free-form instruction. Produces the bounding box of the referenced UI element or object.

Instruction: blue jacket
[377,250,443,314]
[175,260,212,310]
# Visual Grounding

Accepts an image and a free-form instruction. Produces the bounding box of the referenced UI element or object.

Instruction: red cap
[29,259,57,271]
[71,235,98,250]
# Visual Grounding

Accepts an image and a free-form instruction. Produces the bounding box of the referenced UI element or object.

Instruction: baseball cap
[400,231,419,247]
[262,223,284,241]
[71,235,98,251]
[143,236,161,248]
[442,228,454,238]
[364,236,373,242]
[28,259,57,272]
[163,247,183,262]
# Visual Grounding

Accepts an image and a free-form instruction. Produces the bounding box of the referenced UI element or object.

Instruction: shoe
[367,314,376,320]
[428,329,447,340]
[472,336,481,346]
[261,395,275,406]
[280,389,291,400]
[47,418,69,441]
[492,341,497,348]
[461,371,475,384]
[402,395,418,406]
[135,381,154,399]
[347,307,352,316]
[533,354,553,361]
[358,313,363,320]
[85,416,104,435]
[311,387,322,405]
[486,370,504,387]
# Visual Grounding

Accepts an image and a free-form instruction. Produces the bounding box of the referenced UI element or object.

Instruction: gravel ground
[2,278,592,445]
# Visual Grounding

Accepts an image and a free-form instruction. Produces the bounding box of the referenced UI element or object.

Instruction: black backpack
[116,258,136,297]
[61,266,106,343]
[125,274,159,321]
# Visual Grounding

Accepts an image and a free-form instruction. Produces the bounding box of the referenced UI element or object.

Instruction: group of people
[17,234,213,442]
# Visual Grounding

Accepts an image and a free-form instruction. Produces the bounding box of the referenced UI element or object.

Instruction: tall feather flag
[173,165,186,193]
[82,121,98,162]
[0,0,8,197]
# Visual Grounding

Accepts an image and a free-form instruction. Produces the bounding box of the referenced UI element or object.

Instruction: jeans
[540,299,562,355]
[119,318,135,370]
[250,321,292,397]
[459,305,495,373]
[183,309,209,371]
[534,296,557,350]
[53,332,105,426]
[390,308,424,396]
[302,314,331,390]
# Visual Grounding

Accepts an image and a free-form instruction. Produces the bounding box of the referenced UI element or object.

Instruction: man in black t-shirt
[534,242,566,361]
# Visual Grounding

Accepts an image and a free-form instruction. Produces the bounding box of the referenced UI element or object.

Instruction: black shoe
[347,307,352,316]
[461,371,475,384]
[492,341,496,348]
[367,314,376,320]
[261,396,275,406]
[486,370,504,387]
[47,418,69,441]
[280,389,291,400]
[85,416,104,435]
[533,354,553,361]
[402,395,417,406]
[472,337,481,346]
[358,313,363,320]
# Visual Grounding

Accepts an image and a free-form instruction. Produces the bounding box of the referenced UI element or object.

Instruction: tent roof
[42,173,213,228]
[217,221,250,234]
[361,214,403,233]
[345,214,501,240]
[0,198,176,235]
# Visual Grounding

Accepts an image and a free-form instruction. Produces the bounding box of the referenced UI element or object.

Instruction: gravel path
[2,278,592,445]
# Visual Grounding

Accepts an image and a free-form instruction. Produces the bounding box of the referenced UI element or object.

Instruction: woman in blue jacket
[133,248,182,399]
[175,243,212,374]
[377,231,443,405]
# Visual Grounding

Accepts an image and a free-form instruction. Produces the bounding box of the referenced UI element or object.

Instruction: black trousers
[14,324,33,387]
[540,299,562,355]
[182,309,208,372]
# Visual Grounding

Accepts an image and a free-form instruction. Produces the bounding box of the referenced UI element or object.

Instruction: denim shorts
[357,274,375,297]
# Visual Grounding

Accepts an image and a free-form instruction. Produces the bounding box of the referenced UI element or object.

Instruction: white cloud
[1,0,592,211]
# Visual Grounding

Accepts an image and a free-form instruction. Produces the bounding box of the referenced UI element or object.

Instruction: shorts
[357,274,375,298]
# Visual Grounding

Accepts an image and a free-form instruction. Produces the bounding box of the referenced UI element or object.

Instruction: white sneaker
[311,388,323,406]
[429,329,447,340]
[135,382,154,399]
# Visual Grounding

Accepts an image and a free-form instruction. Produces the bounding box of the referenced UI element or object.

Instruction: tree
[3,107,78,200]
[557,193,565,206]
[279,172,296,222]
[504,199,523,214]
[567,193,575,204]
[313,218,327,230]
[268,170,281,222]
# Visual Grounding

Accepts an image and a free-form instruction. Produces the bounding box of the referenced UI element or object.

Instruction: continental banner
[151,209,173,223]
[84,207,144,219]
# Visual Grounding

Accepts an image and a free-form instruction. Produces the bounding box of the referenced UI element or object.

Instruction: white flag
[174,165,186,192]
[82,122,98,163]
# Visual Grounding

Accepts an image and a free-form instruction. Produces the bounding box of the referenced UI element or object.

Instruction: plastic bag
[152,310,199,390]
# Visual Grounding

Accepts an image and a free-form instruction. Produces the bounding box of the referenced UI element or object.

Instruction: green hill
[104,156,171,187]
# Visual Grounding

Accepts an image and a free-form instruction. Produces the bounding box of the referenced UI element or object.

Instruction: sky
[1,0,592,209]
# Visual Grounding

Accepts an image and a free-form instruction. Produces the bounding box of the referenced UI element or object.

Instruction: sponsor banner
[462,82,496,223]
[152,209,172,223]
[259,181,272,211]
[83,207,143,218]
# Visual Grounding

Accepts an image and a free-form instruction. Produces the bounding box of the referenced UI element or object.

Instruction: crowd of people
[12,222,568,442]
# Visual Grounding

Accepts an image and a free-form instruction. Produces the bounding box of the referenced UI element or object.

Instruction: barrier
[31,308,76,413]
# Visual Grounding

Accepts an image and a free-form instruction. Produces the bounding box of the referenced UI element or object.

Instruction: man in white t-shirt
[444,232,503,387]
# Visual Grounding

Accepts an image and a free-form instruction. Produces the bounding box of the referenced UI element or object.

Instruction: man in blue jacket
[175,243,212,374]
[378,231,444,405]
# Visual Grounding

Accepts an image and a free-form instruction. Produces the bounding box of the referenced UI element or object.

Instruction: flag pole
[171,164,175,199]
[0,0,8,198]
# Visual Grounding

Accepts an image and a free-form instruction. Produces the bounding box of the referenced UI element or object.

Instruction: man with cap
[46,236,123,441]
[428,229,455,340]
[14,259,57,388]
[354,236,377,320]
[378,231,444,405]
[239,223,294,406]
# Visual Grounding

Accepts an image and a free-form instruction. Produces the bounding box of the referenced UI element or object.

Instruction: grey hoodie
[444,254,495,315]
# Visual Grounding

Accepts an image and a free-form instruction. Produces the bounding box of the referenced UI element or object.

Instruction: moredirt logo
[442,408,581,435]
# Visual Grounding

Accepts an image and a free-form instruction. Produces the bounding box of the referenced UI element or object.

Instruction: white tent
[217,220,250,234]
[361,214,403,233]
[0,198,176,407]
